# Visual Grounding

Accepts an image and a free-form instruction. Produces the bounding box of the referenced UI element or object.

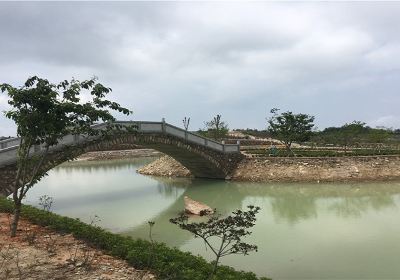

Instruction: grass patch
[0,197,270,280]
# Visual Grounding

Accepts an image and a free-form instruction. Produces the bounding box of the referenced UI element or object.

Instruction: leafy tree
[313,121,368,152]
[0,76,131,237]
[368,127,391,151]
[205,114,229,140]
[337,121,366,150]
[267,108,315,155]
[170,205,260,280]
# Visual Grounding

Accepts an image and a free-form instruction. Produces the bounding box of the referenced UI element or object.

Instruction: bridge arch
[0,121,243,197]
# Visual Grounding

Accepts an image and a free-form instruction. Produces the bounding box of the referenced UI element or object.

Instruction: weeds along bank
[0,198,270,280]
[138,155,400,182]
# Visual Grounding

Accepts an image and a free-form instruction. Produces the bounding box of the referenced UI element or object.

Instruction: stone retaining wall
[232,156,400,182]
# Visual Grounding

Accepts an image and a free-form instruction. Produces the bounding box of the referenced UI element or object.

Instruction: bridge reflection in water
[23,159,400,279]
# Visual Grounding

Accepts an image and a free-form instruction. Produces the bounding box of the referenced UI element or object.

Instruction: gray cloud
[1,2,400,136]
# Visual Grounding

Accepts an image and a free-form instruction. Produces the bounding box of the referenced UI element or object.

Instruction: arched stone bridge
[0,120,243,196]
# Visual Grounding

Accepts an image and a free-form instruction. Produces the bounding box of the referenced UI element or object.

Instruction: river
[24,157,400,280]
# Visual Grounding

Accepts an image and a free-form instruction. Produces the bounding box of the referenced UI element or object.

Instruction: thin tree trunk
[286,143,294,157]
[208,256,220,280]
[10,201,22,237]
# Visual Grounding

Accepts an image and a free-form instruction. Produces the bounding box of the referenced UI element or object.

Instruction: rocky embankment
[138,155,400,182]
[232,156,400,182]
[137,156,191,177]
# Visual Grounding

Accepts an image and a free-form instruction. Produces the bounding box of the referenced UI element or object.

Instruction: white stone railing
[0,119,240,167]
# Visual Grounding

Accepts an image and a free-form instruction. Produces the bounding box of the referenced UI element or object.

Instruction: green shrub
[245,148,400,157]
[0,197,270,280]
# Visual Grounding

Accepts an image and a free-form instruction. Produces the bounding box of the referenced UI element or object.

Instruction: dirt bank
[138,155,400,182]
[76,149,163,161]
[0,213,154,280]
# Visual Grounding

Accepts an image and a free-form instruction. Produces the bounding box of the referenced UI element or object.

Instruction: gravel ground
[137,156,192,178]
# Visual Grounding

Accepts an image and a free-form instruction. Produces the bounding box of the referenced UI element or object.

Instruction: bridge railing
[0,120,240,167]
[114,121,240,153]
[0,137,20,149]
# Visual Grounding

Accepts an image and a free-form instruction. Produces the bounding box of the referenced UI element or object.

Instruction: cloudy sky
[1,2,400,136]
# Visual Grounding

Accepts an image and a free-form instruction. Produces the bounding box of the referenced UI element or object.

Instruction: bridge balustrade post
[161,118,166,134]
[222,141,225,153]
[237,140,241,152]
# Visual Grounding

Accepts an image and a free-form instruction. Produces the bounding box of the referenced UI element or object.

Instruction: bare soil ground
[0,213,154,280]
[76,149,163,161]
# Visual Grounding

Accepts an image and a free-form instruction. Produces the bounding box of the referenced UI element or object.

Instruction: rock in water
[184,196,213,215]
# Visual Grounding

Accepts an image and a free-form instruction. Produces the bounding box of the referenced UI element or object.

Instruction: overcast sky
[1,2,400,136]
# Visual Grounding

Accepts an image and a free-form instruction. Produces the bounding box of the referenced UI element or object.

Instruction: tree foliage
[312,121,394,151]
[267,108,315,154]
[0,76,131,237]
[170,205,260,280]
[204,114,229,141]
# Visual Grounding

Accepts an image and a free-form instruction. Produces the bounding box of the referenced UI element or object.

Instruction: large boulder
[184,196,213,215]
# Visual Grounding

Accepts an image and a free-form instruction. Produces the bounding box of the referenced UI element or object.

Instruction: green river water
[24,157,400,280]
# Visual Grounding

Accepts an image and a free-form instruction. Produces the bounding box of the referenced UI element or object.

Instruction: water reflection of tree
[270,195,318,225]
[48,160,400,245]
[230,181,400,224]
[121,180,246,247]
[327,195,396,218]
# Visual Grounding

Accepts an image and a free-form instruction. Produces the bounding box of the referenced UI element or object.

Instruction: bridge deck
[0,120,240,167]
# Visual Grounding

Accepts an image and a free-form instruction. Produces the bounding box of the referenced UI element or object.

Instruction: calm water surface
[24,158,400,280]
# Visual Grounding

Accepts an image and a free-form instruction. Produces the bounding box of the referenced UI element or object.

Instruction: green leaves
[170,205,261,278]
[267,108,315,152]
[313,121,394,149]
[1,76,131,146]
[205,114,229,140]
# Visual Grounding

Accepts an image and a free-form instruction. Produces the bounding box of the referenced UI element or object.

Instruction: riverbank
[138,154,400,182]
[76,149,163,161]
[0,213,154,280]
[0,198,269,280]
